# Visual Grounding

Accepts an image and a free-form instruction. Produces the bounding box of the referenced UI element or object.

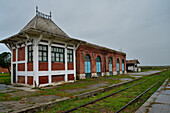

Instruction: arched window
[109,58,113,75]
[85,54,91,78]
[117,59,120,74]
[122,59,124,74]
[96,56,101,76]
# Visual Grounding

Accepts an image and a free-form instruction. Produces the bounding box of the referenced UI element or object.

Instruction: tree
[0,52,11,74]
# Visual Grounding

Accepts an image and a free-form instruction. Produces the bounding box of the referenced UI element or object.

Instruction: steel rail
[62,75,159,113]
[115,75,168,113]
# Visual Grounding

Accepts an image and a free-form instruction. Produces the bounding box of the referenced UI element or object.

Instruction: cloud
[0,0,170,65]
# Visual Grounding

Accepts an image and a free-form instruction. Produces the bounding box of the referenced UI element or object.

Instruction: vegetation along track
[40,70,170,113]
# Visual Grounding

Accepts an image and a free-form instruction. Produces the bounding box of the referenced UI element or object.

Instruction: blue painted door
[109,58,113,75]
[122,59,124,74]
[96,56,101,76]
[85,55,91,78]
[117,59,120,74]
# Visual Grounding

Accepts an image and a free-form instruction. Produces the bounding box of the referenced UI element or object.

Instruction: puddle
[120,78,132,81]
[0,84,8,90]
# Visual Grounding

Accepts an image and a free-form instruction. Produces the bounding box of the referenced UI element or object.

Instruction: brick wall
[18,76,25,84]
[13,49,16,62]
[18,63,25,71]
[68,74,74,81]
[27,76,33,85]
[39,76,48,84]
[39,62,48,71]
[68,63,74,70]
[52,75,64,82]
[18,47,25,61]
[51,62,65,70]
[27,62,33,71]
[76,45,126,77]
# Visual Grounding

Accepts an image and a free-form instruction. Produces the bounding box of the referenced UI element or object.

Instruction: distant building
[0,67,10,73]
[0,8,126,87]
[126,59,140,72]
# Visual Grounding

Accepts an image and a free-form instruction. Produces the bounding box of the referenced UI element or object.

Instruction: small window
[39,45,48,62]
[28,45,33,62]
[51,46,65,62]
[67,49,73,63]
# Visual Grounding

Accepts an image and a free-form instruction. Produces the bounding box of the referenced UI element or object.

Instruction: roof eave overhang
[81,43,126,55]
[0,28,86,45]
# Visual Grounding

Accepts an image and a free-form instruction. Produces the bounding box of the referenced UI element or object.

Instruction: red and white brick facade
[1,12,127,87]
[11,40,77,87]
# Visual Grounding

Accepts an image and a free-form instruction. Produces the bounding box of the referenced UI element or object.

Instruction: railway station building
[0,10,126,87]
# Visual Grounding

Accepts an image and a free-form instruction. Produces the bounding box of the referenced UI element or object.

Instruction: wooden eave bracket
[49,39,54,46]
[17,36,26,46]
[7,41,17,49]
[24,33,34,45]
[75,43,81,50]
[36,34,43,46]
[4,42,12,51]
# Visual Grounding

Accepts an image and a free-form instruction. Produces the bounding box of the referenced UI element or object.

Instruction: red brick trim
[39,76,48,84]
[13,49,16,62]
[27,62,33,71]
[27,76,33,85]
[68,63,74,70]
[39,62,48,71]
[68,74,74,81]
[18,47,25,61]
[18,63,25,71]
[52,75,64,82]
[51,62,65,70]
[18,76,25,84]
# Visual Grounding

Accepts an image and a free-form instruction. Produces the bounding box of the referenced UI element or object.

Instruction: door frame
[117,59,120,75]
[85,54,91,78]
[96,56,101,76]
[109,57,113,75]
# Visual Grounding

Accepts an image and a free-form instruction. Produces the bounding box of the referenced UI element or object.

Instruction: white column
[73,45,76,81]
[65,44,68,82]
[25,41,27,84]
[33,39,39,87]
[48,40,52,84]
[11,49,13,84]
[16,45,18,83]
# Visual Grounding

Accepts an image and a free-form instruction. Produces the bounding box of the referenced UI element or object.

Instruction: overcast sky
[0,0,170,66]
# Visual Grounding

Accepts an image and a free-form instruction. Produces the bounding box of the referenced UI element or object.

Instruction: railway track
[62,74,168,113]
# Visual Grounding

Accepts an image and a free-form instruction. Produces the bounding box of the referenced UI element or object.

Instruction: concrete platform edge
[135,78,169,113]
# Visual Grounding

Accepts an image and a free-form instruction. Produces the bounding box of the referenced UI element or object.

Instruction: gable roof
[126,59,140,64]
[20,16,69,37]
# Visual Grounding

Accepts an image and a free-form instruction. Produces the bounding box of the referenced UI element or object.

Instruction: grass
[0,73,11,84]
[0,73,134,102]
[38,70,170,113]
[141,68,164,72]
[0,68,165,103]
[0,92,21,101]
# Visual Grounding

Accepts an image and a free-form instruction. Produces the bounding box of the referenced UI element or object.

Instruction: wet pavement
[148,81,170,113]
[63,82,109,94]
[128,70,162,77]
[0,84,8,90]
[136,78,170,113]
[135,78,170,113]
[119,78,132,81]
